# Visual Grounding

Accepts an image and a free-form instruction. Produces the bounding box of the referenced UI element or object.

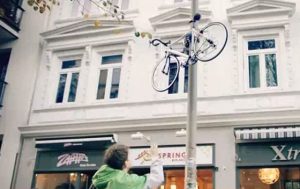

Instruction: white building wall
[25,0,300,127]
[0,1,48,189]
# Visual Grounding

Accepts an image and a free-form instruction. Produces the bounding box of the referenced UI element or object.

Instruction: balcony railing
[0,0,24,31]
[0,80,7,107]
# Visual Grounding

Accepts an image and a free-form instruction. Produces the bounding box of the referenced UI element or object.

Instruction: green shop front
[235,127,300,189]
[32,135,117,189]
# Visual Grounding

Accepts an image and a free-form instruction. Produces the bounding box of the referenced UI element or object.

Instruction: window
[96,55,122,100]
[164,169,213,189]
[240,167,300,189]
[0,135,3,155]
[0,50,10,107]
[245,39,278,89]
[55,60,81,103]
[131,168,213,189]
[168,62,188,94]
[34,173,91,189]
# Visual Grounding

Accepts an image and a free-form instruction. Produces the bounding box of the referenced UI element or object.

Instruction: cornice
[20,109,300,138]
[150,7,212,30]
[227,0,296,23]
[41,19,134,42]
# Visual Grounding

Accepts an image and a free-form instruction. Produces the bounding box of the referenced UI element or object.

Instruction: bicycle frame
[150,15,228,92]
[162,27,203,66]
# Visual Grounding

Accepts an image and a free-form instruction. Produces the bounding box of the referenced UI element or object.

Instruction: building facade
[0,0,300,189]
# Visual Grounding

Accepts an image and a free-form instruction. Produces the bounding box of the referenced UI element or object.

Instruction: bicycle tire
[152,54,180,92]
[195,22,228,62]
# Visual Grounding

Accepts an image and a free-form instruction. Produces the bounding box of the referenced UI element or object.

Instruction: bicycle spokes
[152,55,180,92]
[195,22,228,62]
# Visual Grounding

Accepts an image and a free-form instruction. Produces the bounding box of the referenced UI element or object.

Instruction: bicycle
[149,13,228,92]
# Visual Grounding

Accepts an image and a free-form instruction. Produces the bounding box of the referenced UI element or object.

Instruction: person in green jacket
[92,144,164,189]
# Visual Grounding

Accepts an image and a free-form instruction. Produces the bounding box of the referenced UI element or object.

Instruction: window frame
[160,43,188,95]
[96,54,123,101]
[55,57,82,104]
[237,28,286,93]
[244,37,279,91]
[0,135,3,156]
[168,57,188,95]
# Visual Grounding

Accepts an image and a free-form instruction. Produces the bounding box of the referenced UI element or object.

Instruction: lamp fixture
[258,168,280,185]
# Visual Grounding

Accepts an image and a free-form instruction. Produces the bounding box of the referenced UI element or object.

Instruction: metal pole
[185,0,198,188]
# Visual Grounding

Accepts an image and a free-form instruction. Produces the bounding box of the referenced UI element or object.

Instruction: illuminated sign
[129,145,213,167]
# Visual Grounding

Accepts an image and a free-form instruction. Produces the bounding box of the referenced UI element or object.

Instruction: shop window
[96,55,122,100]
[55,59,81,103]
[34,172,91,189]
[240,167,300,189]
[245,38,278,89]
[163,169,213,189]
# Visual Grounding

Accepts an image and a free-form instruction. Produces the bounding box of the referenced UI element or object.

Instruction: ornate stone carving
[45,50,52,70]
[84,45,91,65]
[284,24,294,88]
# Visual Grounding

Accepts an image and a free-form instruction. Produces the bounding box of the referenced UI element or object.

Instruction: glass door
[34,171,95,189]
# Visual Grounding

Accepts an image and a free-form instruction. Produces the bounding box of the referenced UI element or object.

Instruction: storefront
[32,135,117,189]
[235,127,300,189]
[129,144,215,189]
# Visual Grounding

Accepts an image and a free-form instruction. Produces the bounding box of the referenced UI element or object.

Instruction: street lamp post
[185,0,198,188]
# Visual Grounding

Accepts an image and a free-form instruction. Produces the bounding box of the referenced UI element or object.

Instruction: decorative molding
[42,19,133,37]
[227,0,296,93]
[227,0,296,30]
[158,0,210,11]
[54,9,140,28]
[231,29,239,93]
[127,40,134,62]
[284,24,293,89]
[40,19,135,50]
[150,7,212,38]
[45,50,52,70]
[41,50,53,108]
[123,40,134,101]
[84,45,92,65]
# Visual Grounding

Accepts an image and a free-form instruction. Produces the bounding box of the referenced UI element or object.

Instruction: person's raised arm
[144,144,164,189]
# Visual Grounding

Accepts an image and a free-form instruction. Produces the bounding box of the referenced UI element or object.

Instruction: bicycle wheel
[195,22,228,62]
[152,54,180,92]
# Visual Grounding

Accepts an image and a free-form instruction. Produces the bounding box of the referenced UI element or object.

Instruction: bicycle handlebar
[149,39,171,47]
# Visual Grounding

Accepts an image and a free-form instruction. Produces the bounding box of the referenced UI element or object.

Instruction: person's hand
[149,144,159,158]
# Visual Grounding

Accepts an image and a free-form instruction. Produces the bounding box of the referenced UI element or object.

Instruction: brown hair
[104,144,129,170]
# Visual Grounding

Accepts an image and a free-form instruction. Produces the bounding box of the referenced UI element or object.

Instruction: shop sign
[35,150,103,172]
[271,145,300,161]
[56,153,92,167]
[129,145,213,167]
[237,142,300,166]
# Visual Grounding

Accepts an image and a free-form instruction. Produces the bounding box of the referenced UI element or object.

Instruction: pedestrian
[92,143,164,189]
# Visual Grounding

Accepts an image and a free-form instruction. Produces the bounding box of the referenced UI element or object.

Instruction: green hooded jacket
[92,165,147,189]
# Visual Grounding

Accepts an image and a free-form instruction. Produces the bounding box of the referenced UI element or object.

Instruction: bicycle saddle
[189,13,201,23]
